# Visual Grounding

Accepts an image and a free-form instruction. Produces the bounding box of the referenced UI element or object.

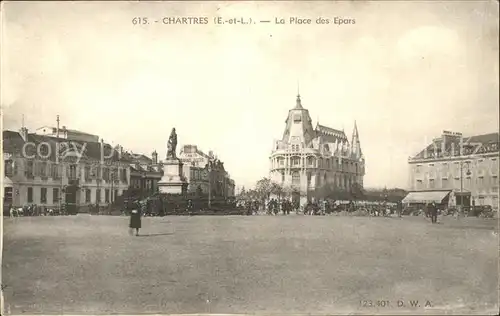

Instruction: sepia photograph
[1,1,499,315]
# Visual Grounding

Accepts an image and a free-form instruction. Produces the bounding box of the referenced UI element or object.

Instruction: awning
[402,191,451,204]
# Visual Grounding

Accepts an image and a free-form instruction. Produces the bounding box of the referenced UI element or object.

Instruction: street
[2,215,498,315]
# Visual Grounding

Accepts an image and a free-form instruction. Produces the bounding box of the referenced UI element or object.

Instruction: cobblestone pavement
[2,215,498,315]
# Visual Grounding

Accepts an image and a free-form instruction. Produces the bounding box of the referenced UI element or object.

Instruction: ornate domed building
[269,94,365,206]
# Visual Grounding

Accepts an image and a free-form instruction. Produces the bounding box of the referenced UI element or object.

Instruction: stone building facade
[125,151,163,199]
[3,127,131,211]
[269,94,365,206]
[178,145,235,198]
[408,130,499,210]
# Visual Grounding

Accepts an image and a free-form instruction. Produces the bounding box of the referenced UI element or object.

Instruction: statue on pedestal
[167,128,177,159]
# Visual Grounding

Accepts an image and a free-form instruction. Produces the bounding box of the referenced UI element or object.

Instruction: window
[307,173,311,186]
[85,189,91,203]
[416,180,423,190]
[307,157,315,166]
[27,187,33,203]
[51,164,60,179]
[114,190,118,201]
[103,168,110,181]
[120,169,127,183]
[416,165,422,174]
[96,189,101,203]
[4,160,13,177]
[105,189,110,203]
[26,160,34,178]
[84,166,91,181]
[53,188,59,203]
[324,173,327,184]
[478,176,484,188]
[442,178,448,188]
[41,187,47,203]
[68,165,77,179]
[292,157,300,166]
[292,171,300,187]
[4,187,13,204]
[281,171,285,183]
[278,158,284,166]
[40,161,47,177]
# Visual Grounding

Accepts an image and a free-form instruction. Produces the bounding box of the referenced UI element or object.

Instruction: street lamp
[459,160,472,216]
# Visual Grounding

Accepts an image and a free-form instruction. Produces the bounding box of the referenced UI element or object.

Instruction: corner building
[269,94,365,206]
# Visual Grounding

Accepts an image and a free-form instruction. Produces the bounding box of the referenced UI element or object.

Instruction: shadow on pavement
[136,233,174,237]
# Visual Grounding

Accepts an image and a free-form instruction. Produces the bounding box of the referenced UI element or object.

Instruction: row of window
[282,171,357,189]
[274,157,361,172]
[21,187,120,204]
[416,175,499,190]
[24,187,60,204]
[4,159,128,183]
[415,157,498,173]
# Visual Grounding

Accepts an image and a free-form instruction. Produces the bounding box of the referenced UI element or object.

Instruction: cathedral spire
[351,120,362,158]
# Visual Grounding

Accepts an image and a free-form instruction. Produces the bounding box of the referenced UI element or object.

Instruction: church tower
[351,120,362,159]
[281,94,315,147]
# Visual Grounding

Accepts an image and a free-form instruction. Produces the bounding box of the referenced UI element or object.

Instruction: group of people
[423,202,439,223]
[267,198,295,215]
[7,204,63,217]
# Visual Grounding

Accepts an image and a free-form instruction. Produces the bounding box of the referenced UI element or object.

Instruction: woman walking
[129,202,142,236]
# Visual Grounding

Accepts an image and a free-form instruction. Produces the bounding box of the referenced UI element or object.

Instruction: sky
[1,1,499,190]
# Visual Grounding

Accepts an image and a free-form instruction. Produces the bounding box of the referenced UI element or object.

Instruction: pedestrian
[129,202,142,236]
[430,202,438,224]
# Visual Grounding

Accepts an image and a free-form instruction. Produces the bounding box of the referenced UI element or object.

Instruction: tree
[256,178,273,202]
[270,182,284,202]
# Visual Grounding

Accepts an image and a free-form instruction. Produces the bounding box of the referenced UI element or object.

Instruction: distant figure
[129,203,142,236]
[430,202,438,224]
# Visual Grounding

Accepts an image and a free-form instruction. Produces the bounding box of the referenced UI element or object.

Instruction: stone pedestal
[158,158,187,195]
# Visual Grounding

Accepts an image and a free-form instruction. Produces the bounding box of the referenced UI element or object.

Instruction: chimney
[19,127,29,142]
[56,115,60,138]
[152,150,158,164]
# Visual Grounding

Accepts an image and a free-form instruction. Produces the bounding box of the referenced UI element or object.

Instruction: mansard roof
[411,132,499,160]
[2,130,131,163]
[314,124,348,143]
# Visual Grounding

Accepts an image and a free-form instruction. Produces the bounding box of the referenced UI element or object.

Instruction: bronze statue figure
[167,128,177,159]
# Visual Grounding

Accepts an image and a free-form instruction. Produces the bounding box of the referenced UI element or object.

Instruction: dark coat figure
[129,208,142,236]
[430,203,438,223]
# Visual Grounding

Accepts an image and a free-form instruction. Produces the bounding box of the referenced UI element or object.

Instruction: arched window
[307,156,315,166]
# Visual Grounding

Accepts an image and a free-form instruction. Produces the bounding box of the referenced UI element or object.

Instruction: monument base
[158,158,188,195]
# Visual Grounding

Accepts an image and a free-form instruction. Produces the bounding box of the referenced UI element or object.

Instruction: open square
[2,215,498,315]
